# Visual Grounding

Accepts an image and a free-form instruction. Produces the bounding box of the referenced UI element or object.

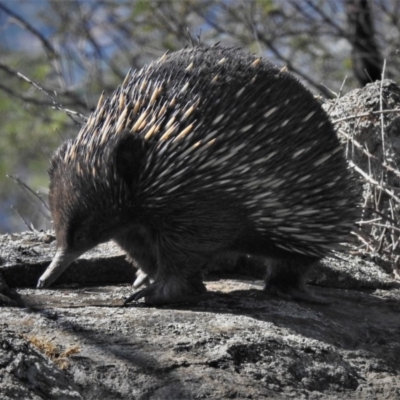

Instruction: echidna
[37,45,358,304]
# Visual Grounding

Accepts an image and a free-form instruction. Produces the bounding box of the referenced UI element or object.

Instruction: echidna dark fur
[38,45,359,305]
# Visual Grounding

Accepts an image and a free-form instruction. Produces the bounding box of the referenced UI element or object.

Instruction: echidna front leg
[115,229,158,289]
[123,200,244,305]
[125,245,209,305]
[264,255,328,304]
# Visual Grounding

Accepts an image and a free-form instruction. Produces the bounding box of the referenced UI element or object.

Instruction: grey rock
[1,232,400,399]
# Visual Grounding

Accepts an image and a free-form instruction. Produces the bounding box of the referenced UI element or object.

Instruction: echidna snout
[38,46,358,304]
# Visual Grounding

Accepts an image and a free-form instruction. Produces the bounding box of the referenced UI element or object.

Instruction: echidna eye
[73,231,86,245]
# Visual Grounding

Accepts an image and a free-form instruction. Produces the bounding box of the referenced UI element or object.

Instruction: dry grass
[325,77,400,279]
[24,335,80,370]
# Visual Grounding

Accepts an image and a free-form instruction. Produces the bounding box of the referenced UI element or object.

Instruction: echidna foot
[125,276,207,305]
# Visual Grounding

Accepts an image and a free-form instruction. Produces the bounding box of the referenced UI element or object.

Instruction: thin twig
[11,206,35,232]
[325,76,348,115]
[7,175,50,211]
[16,72,88,122]
[357,218,382,224]
[349,161,400,204]
[337,128,400,179]
[370,222,400,234]
[380,59,387,162]
[332,108,400,123]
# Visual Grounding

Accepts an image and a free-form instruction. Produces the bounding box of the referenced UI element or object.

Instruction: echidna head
[37,133,149,288]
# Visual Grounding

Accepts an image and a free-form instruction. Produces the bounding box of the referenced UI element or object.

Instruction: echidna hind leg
[264,255,328,304]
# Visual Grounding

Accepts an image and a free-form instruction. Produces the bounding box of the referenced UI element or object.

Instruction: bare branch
[332,108,400,123]
[0,2,57,59]
[10,206,36,232]
[7,175,50,212]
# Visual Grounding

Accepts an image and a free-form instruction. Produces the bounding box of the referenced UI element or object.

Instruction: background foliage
[0,0,399,233]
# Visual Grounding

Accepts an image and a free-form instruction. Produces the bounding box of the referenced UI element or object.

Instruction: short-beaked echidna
[37,46,358,304]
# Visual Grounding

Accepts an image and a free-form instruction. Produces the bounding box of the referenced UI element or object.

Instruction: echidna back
[64,46,358,259]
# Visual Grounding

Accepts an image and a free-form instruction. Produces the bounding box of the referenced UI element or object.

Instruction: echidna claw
[124,277,207,306]
[124,289,147,305]
[133,269,151,288]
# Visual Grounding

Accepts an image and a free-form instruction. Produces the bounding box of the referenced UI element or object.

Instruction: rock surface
[1,232,400,399]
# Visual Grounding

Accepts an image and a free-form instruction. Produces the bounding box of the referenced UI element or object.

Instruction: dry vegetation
[324,78,400,277]
[23,334,80,370]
